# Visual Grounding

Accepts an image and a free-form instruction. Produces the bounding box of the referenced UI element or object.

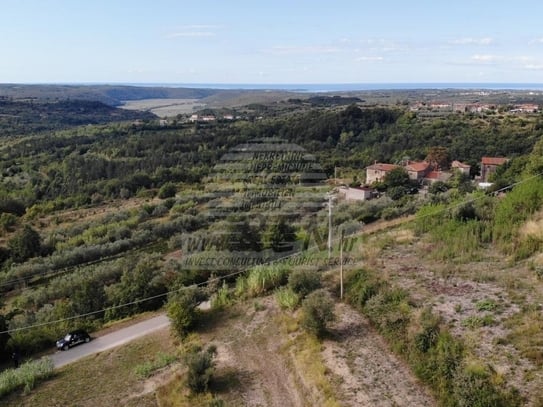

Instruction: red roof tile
[481,157,508,166]
[367,163,399,171]
[405,161,430,172]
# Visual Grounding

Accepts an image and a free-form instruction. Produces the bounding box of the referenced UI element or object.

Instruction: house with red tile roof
[365,163,399,184]
[451,160,471,175]
[481,157,508,181]
[405,161,431,181]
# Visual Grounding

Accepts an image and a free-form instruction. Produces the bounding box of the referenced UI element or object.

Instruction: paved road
[50,314,170,368]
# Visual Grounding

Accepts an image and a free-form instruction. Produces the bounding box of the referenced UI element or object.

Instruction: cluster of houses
[338,156,509,202]
[410,102,539,114]
[189,113,235,122]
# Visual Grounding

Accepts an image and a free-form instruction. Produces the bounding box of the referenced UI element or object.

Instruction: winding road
[50,314,170,368]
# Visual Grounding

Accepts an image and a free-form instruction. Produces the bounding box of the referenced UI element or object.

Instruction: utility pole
[327,193,332,259]
[340,228,344,300]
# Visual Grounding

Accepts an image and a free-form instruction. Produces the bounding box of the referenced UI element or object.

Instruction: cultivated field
[120,99,206,117]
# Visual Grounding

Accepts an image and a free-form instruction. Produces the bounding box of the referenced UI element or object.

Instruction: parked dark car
[56,329,91,351]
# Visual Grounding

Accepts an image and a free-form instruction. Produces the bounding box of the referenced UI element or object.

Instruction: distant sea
[118,83,543,92]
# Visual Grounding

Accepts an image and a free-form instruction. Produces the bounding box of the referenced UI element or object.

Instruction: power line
[0,238,327,335]
[2,171,541,335]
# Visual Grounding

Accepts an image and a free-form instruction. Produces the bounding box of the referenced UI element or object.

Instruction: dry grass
[2,328,176,407]
[120,99,205,116]
[388,228,415,244]
[519,210,543,240]
[278,314,341,407]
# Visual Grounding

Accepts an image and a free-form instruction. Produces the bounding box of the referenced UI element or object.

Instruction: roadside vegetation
[0,358,54,399]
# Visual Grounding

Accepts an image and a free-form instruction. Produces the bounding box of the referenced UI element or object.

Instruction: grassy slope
[347,224,543,405]
[2,328,176,407]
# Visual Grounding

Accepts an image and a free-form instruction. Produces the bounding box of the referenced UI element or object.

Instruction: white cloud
[359,38,408,53]
[356,56,384,62]
[167,31,215,38]
[529,37,543,44]
[525,64,543,70]
[470,54,501,63]
[449,37,494,46]
[266,45,341,55]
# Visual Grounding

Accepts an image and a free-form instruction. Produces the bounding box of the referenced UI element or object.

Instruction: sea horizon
[134,82,543,92]
[6,82,543,93]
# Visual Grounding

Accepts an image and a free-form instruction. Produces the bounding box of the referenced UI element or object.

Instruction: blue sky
[2,0,543,84]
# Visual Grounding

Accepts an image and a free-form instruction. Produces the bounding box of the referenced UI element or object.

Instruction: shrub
[475,299,498,312]
[453,363,521,407]
[461,315,495,328]
[184,345,217,394]
[493,177,543,257]
[364,288,411,343]
[158,183,177,199]
[8,225,42,263]
[287,269,321,298]
[134,352,178,379]
[300,289,335,338]
[167,287,204,339]
[275,287,300,311]
[345,268,384,308]
[414,309,441,353]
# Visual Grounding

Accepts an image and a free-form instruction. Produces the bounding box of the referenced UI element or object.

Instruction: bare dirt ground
[120,98,206,117]
[367,231,543,405]
[200,297,312,406]
[322,302,436,407]
[153,293,437,406]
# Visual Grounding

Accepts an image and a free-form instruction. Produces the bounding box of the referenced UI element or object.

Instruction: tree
[301,289,335,338]
[226,218,262,252]
[185,345,217,393]
[384,167,410,189]
[8,225,42,262]
[450,171,473,194]
[167,286,204,338]
[72,279,107,317]
[426,146,450,170]
[428,181,449,195]
[262,218,297,252]
[105,256,166,319]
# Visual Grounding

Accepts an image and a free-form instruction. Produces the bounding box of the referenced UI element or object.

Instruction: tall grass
[428,220,489,261]
[493,177,543,258]
[210,281,232,310]
[236,264,290,298]
[0,357,54,398]
[414,196,495,262]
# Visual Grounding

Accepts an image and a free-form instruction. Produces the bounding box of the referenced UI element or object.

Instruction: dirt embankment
[202,297,312,406]
[176,295,435,406]
[322,302,436,407]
